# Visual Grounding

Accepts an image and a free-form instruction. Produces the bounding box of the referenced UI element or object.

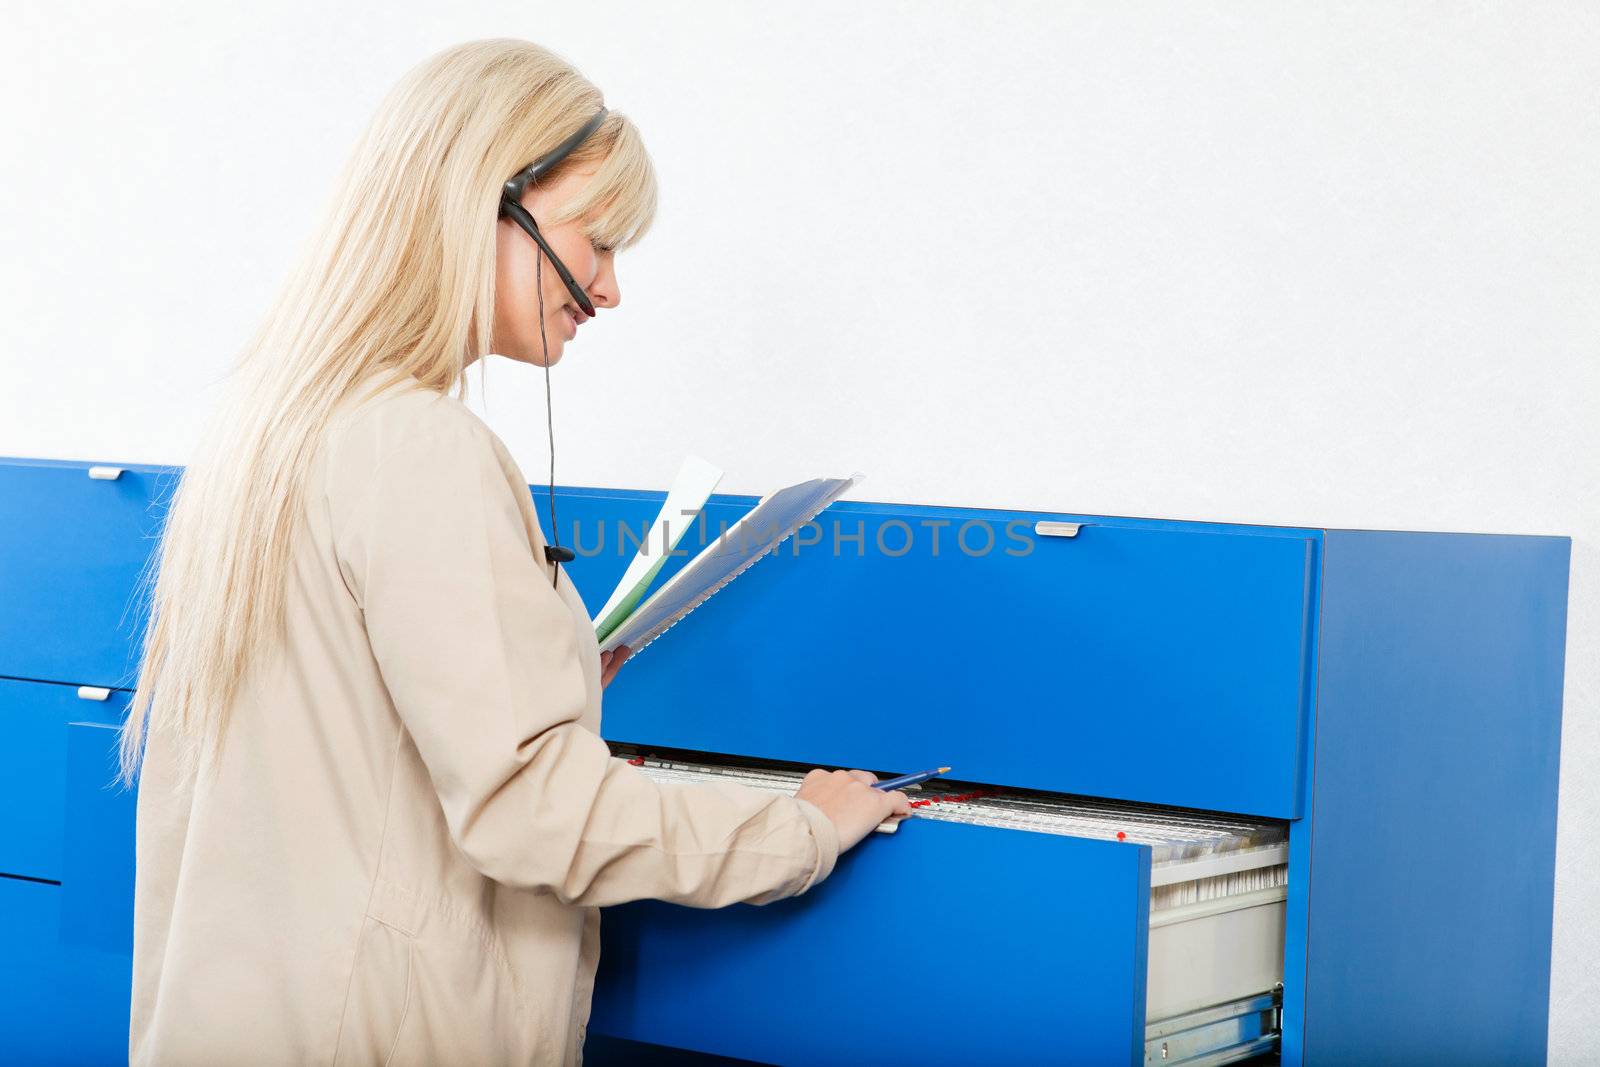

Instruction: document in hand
[592,457,862,656]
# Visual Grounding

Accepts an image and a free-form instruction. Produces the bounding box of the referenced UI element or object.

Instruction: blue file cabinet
[0,456,1571,1065]
[0,457,161,1064]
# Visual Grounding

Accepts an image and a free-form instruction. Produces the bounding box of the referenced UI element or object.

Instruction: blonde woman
[120,38,911,1065]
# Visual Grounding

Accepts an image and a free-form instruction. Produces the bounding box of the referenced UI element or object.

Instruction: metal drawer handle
[77,686,112,701]
[1034,521,1081,538]
[88,466,125,480]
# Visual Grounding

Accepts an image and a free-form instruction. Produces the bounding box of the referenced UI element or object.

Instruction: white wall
[4,2,1596,1057]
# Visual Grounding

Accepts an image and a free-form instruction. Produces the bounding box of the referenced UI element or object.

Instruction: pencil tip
[939,766,952,773]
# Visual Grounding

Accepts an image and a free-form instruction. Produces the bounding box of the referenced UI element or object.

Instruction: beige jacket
[129,376,840,1065]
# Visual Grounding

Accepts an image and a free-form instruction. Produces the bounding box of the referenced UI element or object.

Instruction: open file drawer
[590,750,1287,1066]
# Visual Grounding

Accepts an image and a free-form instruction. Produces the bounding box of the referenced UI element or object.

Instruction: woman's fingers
[600,645,633,688]
[845,769,878,786]
[885,789,913,816]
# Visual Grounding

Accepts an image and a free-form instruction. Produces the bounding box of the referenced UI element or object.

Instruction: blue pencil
[873,766,952,791]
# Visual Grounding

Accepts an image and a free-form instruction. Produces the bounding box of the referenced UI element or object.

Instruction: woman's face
[491,164,620,367]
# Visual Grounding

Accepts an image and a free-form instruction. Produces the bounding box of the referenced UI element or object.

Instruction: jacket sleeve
[330,413,839,908]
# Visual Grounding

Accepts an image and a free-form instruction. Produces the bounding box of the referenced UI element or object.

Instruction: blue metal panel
[1304,530,1569,1065]
[0,709,137,1061]
[0,457,177,689]
[55,942,134,1067]
[0,875,131,1066]
[0,876,69,1064]
[1279,533,1324,1067]
[1280,818,1314,1067]
[545,490,1316,817]
[0,678,129,882]
[62,722,138,957]
[590,819,1152,1065]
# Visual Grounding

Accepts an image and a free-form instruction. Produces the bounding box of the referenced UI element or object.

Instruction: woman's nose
[589,258,621,310]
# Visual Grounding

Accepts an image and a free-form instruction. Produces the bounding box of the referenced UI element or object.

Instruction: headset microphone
[499,109,610,588]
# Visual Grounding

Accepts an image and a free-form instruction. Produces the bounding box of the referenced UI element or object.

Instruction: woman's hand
[795,769,913,853]
[599,644,632,688]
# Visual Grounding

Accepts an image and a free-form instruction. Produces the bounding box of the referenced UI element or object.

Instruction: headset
[499,108,609,589]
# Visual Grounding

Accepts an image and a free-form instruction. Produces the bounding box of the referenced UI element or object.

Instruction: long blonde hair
[118,39,658,785]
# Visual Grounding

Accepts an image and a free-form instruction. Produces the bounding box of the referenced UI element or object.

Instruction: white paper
[591,454,723,641]
[599,473,861,654]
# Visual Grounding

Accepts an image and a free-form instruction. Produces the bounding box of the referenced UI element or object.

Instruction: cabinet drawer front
[590,819,1151,1065]
[570,493,1316,817]
[0,876,66,1063]
[0,678,129,881]
[61,721,137,956]
[0,875,133,1064]
[0,460,173,688]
